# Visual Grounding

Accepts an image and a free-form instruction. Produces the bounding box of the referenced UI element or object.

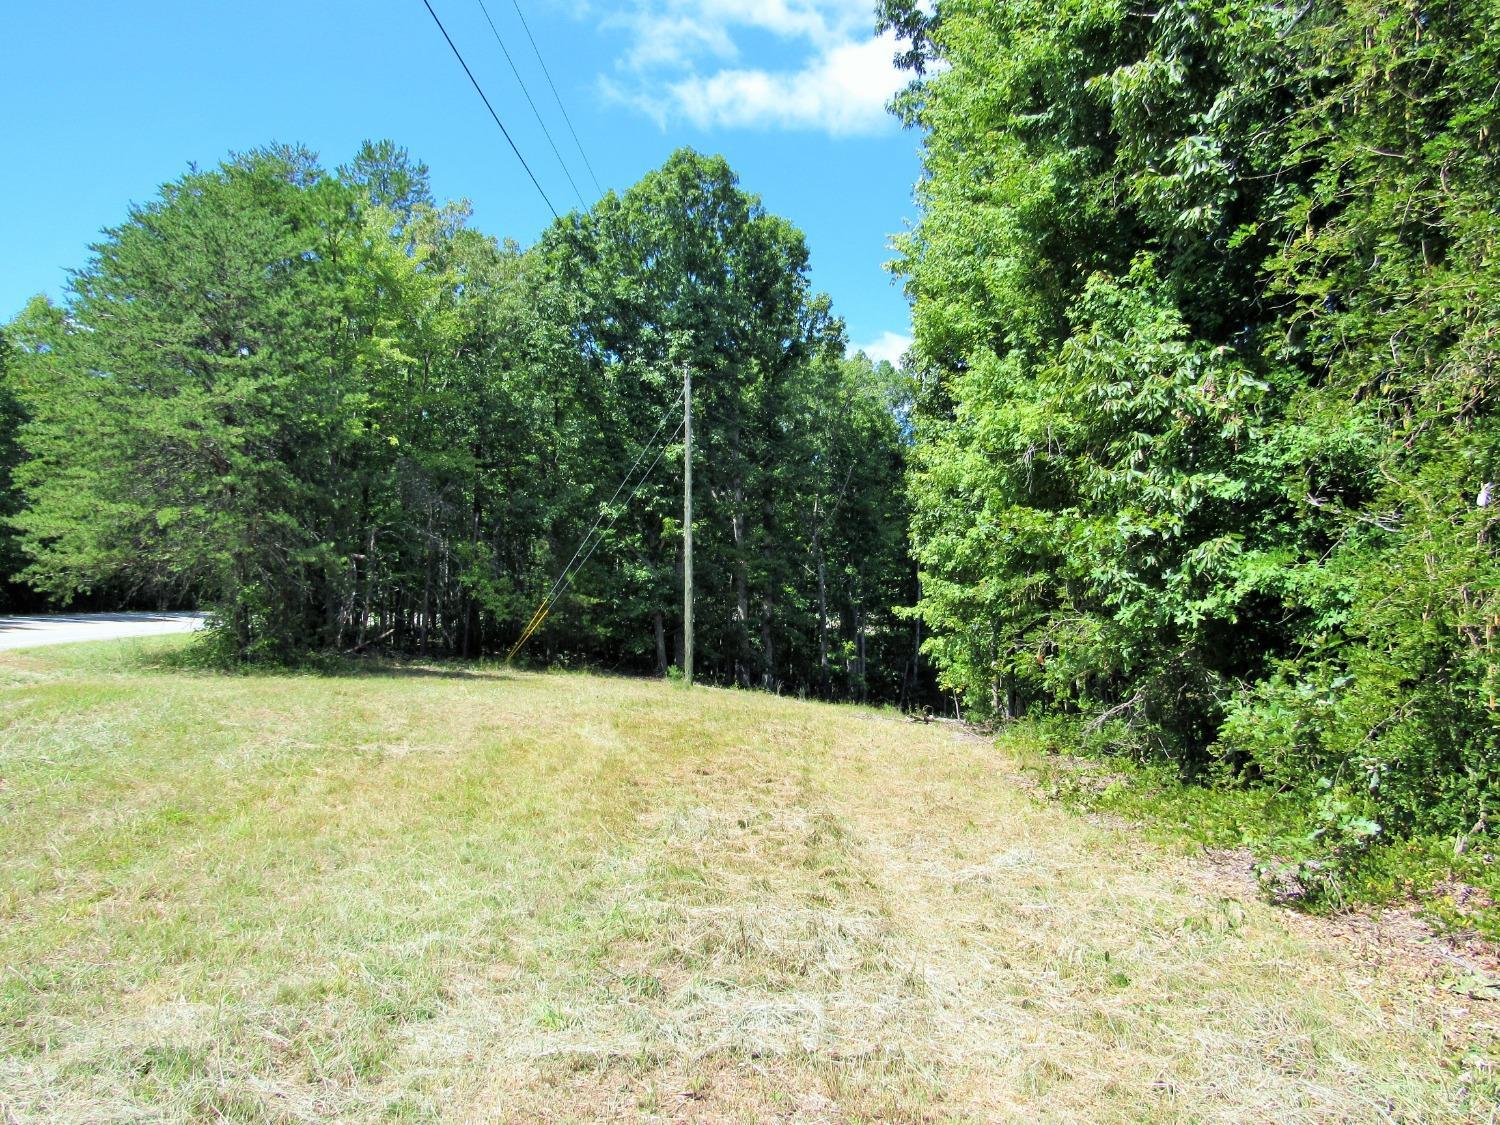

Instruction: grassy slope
[0,638,1493,1122]
[1010,725,1500,942]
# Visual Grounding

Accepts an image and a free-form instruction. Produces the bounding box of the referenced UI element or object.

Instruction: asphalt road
[0,612,206,651]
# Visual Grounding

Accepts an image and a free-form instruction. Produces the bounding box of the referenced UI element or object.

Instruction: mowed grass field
[0,639,1493,1122]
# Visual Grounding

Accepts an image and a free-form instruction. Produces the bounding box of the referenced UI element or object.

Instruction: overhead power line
[417,0,559,219]
[473,0,587,209]
[508,416,685,663]
[507,391,686,663]
[529,388,683,617]
[508,0,605,197]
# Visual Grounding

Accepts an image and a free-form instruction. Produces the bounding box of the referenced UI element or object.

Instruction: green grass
[1010,720,1500,942]
[0,637,1495,1121]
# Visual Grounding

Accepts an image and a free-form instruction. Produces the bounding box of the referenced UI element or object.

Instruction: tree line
[880,0,1497,843]
[3,0,1494,855]
[0,144,924,704]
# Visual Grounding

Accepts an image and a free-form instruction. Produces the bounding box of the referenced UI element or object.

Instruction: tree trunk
[855,606,867,702]
[732,500,751,687]
[901,616,920,711]
[419,511,434,656]
[760,595,775,691]
[814,528,829,698]
[672,549,684,672]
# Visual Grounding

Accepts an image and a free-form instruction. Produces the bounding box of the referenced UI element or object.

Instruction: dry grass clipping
[0,639,1494,1122]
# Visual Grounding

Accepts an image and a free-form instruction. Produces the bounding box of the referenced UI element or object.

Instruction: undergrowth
[1008,718,1500,943]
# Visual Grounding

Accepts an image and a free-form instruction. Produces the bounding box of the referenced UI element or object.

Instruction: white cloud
[851,330,911,367]
[665,34,903,135]
[597,0,902,136]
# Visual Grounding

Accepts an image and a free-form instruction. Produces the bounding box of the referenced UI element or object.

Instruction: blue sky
[1,0,919,364]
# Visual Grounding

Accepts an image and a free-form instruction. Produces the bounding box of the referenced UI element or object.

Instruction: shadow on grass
[132,636,518,683]
[13,623,686,692]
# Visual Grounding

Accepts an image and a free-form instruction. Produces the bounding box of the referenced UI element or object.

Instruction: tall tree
[338,139,434,223]
[0,324,30,608]
[7,142,921,703]
[885,0,1499,834]
[536,148,891,689]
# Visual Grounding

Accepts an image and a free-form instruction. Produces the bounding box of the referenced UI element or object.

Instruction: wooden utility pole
[682,363,694,687]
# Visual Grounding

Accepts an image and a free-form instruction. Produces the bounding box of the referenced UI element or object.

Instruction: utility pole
[682,362,694,686]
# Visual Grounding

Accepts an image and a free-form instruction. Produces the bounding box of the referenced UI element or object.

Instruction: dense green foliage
[5,145,917,700]
[538,153,916,695]
[6,0,1495,884]
[0,327,29,609]
[883,0,1498,847]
